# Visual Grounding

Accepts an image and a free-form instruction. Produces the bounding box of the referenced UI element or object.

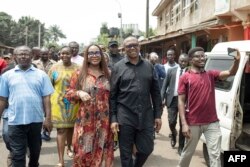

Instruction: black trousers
[167,96,178,135]
[118,125,154,167]
[168,96,185,149]
[8,123,42,167]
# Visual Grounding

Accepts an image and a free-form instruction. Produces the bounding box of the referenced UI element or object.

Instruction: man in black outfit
[161,53,189,154]
[108,40,124,69]
[110,36,162,167]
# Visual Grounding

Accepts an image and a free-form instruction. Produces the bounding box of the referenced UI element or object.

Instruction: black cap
[108,41,118,47]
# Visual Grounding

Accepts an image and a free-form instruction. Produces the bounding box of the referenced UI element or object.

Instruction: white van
[200,40,250,166]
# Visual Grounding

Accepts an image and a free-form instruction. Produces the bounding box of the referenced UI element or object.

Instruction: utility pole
[146,0,149,38]
[116,0,123,43]
[118,13,122,42]
[38,24,41,47]
[25,26,28,45]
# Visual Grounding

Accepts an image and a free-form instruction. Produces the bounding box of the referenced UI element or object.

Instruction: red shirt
[178,70,220,125]
[0,58,7,74]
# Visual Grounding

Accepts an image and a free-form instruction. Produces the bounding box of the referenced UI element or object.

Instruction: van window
[205,58,234,91]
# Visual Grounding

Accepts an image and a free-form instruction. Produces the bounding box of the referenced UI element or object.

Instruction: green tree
[100,22,109,35]
[0,12,13,45]
[96,33,109,47]
[140,27,156,37]
[46,25,66,43]
[0,12,67,48]
[9,16,46,47]
[123,28,134,38]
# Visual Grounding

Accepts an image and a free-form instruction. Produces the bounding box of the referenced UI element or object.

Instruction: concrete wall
[231,0,250,10]
[228,26,244,41]
[156,0,216,36]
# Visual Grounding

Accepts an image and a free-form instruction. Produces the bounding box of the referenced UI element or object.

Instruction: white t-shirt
[174,67,186,96]
[164,62,179,75]
[71,55,84,65]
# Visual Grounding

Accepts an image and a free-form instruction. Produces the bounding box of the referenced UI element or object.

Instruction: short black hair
[188,47,204,57]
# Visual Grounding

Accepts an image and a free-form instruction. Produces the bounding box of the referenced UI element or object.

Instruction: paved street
[0,109,207,167]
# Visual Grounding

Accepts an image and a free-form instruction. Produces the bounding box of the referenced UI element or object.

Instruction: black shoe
[171,135,176,148]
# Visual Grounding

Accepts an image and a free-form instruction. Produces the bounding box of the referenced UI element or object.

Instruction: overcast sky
[0,0,161,45]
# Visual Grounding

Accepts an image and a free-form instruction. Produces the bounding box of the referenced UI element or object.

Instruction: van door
[202,52,247,151]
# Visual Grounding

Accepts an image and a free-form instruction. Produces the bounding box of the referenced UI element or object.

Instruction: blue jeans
[8,122,42,167]
[2,117,11,151]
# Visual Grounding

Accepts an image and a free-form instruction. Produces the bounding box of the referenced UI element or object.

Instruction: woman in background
[49,46,79,167]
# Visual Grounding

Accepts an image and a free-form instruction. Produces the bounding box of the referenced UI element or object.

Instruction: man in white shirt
[164,49,179,75]
[69,41,84,65]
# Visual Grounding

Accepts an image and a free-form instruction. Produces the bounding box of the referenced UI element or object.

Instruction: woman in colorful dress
[48,46,79,167]
[65,44,113,167]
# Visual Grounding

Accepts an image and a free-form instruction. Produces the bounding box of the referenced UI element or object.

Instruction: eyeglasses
[192,54,207,59]
[16,53,30,58]
[125,44,139,49]
[88,51,101,57]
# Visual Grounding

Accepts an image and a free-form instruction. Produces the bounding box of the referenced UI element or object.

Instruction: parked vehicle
[200,40,250,166]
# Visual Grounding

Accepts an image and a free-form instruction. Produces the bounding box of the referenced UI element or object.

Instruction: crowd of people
[0,36,241,167]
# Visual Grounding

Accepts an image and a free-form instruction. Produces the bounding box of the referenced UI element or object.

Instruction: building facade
[140,0,250,63]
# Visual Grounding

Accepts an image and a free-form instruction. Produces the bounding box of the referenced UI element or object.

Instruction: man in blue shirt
[0,45,54,167]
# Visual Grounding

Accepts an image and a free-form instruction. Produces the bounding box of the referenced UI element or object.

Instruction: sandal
[67,149,74,158]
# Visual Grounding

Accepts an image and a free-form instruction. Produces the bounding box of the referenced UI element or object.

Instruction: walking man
[161,53,189,154]
[178,47,240,167]
[163,49,179,75]
[149,52,166,89]
[110,36,162,167]
[0,45,54,167]
[33,47,56,74]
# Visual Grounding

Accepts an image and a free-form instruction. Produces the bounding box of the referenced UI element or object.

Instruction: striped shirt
[0,65,54,125]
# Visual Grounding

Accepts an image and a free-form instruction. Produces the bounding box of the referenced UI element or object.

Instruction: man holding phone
[177,47,240,167]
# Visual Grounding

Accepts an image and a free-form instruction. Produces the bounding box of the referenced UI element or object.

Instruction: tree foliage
[100,23,109,35]
[0,12,66,48]
[46,25,66,43]
[96,33,110,47]
[0,12,14,46]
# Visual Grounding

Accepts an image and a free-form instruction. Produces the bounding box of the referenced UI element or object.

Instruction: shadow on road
[146,153,179,167]
[155,133,168,141]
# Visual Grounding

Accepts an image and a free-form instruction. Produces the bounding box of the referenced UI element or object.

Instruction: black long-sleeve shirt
[110,56,162,130]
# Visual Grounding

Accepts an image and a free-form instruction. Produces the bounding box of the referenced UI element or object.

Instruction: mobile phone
[227,47,237,58]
